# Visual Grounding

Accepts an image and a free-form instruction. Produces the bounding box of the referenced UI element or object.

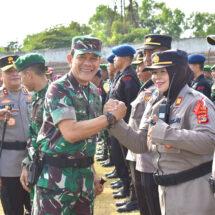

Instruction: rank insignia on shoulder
[22,87,28,95]
[144,95,151,101]
[175,97,182,106]
[193,98,209,124]
[3,88,8,95]
[103,82,110,94]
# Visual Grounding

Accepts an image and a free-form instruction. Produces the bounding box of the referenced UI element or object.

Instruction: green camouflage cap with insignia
[0,55,19,72]
[71,36,102,57]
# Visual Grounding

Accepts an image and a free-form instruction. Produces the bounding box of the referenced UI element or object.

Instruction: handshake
[103,99,127,121]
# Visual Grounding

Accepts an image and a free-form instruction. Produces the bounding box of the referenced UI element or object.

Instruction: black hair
[22,63,46,76]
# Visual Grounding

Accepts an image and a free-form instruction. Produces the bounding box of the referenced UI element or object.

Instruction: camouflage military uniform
[22,84,49,200]
[32,71,102,215]
[23,84,49,162]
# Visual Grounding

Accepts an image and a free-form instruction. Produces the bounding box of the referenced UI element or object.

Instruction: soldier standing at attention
[32,36,126,215]
[188,54,211,98]
[0,55,31,215]
[12,54,49,196]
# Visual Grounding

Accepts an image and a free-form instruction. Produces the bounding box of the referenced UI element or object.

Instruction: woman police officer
[105,49,215,215]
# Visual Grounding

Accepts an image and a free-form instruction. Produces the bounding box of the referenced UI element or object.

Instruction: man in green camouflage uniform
[31,36,126,215]
[14,53,49,196]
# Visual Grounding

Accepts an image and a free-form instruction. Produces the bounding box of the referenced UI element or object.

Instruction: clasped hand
[103,99,127,121]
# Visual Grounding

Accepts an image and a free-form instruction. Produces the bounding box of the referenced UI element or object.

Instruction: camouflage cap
[0,55,19,72]
[71,36,102,57]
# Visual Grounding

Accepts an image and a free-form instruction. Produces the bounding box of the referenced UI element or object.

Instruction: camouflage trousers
[32,185,94,215]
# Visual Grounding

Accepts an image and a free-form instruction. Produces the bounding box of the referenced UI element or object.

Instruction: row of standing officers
[0,34,214,215]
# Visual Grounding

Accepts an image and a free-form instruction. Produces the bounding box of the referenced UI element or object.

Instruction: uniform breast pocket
[76,111,88,121]
[130,98,145,119]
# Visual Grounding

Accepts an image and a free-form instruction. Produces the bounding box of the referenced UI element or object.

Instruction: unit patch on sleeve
[193,97,209,124]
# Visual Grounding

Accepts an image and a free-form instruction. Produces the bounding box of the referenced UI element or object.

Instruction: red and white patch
[193,97,209,124]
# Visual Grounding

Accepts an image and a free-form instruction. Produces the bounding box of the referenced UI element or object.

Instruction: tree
[22,21,92,51]
[188,12,215,37]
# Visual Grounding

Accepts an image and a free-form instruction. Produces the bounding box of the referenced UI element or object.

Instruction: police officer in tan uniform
[206,34,215,196]
[0,55,31,215]
[105,49,215,215]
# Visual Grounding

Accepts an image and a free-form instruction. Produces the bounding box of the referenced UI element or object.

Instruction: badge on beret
[146,37,151,42]
[153,54,159,64]
[175,97,182,106]
[8,56,15,64]
[193,98,209,124]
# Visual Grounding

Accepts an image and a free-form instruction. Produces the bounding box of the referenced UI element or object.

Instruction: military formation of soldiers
[0,34,214,215]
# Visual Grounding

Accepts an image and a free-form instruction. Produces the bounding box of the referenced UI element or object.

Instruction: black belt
[1,141,26,150]
[44,154,94,168]
[153,161,212,186]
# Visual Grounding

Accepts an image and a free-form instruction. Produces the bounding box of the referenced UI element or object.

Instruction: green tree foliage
[188,12,215,37]
[22,21,91,51]
[3,0,214,52]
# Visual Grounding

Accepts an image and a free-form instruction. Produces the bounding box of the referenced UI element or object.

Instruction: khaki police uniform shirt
[126,84,156,173]
[0,86,31,177]
[110,84,215,215]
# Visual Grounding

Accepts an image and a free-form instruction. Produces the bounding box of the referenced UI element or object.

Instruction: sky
[0,0,214,47]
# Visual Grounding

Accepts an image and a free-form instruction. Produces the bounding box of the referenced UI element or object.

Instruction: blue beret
[188,54,206,64]
[96,68,101,78]
[107,54,115,63]
[112,45,136,57]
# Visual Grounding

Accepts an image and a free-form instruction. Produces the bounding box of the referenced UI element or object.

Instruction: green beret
[15,53,45,72]
[211,65,215,70]
[204,65,212,72]
[100,63,107,71]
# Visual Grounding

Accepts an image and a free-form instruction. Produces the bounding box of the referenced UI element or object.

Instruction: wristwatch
[105,112,117,128]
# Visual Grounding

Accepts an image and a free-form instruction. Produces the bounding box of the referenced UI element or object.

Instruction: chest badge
[7,117,16,127]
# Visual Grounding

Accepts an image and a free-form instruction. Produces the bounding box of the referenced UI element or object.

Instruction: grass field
[0,161,140,215]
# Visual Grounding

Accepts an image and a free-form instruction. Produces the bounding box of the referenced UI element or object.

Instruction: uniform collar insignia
[3,88,8,95]
[175,97,182,106]
[22,87,28,94]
